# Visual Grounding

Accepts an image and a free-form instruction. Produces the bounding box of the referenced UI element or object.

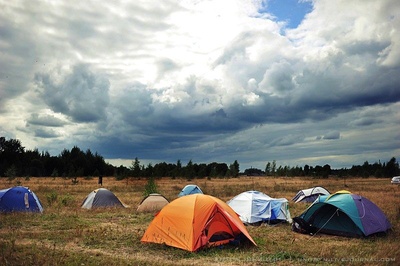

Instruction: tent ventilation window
[24,193,29,208]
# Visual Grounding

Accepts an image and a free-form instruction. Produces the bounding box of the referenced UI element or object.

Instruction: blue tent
[178,184,203,197]
[0,186,43,213]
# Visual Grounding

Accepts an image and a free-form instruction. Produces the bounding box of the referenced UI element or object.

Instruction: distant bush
[143,176,158,196]
[46,191,58,206]
[71,177,78,185]
[59,194,74,207]
[115,174,127,181]
[5,165,17,183]
[45,191,75,207]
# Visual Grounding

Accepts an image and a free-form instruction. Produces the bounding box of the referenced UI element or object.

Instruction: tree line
[116,157,240,180]
[0,137,398,179]
[0,137,115,178]
[262,158,399,178]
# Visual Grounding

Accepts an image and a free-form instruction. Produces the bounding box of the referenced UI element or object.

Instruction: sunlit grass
[0,176,399,265]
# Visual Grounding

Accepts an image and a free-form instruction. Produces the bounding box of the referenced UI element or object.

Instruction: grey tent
[81,188,125,209]
[292,186,330,203]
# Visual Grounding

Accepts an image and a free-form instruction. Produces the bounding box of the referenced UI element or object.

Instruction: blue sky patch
[260,0,313,29]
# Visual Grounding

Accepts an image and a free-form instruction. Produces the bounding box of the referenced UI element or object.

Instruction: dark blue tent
[0,186,43,213]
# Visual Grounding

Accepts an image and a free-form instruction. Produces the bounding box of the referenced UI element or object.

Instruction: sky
[0,0,399,171]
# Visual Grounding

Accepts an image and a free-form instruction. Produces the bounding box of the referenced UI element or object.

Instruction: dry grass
[0,176,399,265]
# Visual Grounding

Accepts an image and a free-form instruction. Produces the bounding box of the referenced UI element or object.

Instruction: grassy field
[0,176,399,265]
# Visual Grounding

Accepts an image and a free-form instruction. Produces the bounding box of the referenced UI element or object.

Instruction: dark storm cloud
[271,134,305,146]
[272,64,400,123]
[33,128,59,139]
[350,117,382,127]
[112,84,155,134]
[323,131,341,140]
[114,84,240,136]
[34,64,110,123]
[27,114,67,127]
[0,18,38,111]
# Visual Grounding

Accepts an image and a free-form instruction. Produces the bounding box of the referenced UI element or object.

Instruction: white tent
[292,186,330,203]
[227,191,292,224]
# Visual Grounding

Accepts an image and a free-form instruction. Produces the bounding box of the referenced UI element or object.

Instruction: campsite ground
[0,176,399,265]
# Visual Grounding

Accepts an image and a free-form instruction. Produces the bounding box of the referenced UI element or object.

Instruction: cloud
[33,128,59,139]
[34,64,110,123]
[27,114,68,127]
[323,131,341,140]
[272,134,305,146]
[350,117,382,127]
[0,0,399,170]
[0,18,38,112]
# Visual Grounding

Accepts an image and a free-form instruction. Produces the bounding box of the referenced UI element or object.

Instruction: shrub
[144,176,158,196]
[46,191,58,206]
[59,194,74,207]
[71,177,79,185]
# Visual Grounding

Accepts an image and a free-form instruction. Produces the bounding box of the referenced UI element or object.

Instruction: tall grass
[0,176,399,265]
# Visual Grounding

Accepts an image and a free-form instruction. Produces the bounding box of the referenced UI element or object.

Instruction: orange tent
[141,194,256,252]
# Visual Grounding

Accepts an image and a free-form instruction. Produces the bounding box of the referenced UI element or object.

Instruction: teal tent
[292,191,391,237]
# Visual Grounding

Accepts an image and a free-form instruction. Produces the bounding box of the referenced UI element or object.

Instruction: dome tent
[137,193,169,213]
[0,186,43,213]
[178,184,203,197]
[292,186,330,203]
[292,191,391,237]
[141,194,256,252]
[227,190,292,225]
[81,188,126,209]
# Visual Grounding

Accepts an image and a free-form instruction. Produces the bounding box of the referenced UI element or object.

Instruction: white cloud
[0,0,398,170]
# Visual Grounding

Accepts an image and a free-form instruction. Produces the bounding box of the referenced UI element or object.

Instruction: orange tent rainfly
[141,194,256,252]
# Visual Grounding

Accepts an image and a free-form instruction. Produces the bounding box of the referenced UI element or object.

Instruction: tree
[229,160,239,177]
[115,165,130,180]
[322,164,331,178]
[5,164,17,180]
[0,137,25,176]
[244,167,264,176]
[385,157,399,177]
[174,159,182,178]
[271,160,276,176]
[131,157,141,178]
[185,160,194,179]
[265,162,271,176]
[144,163,153,177]
[304,164,310,176]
